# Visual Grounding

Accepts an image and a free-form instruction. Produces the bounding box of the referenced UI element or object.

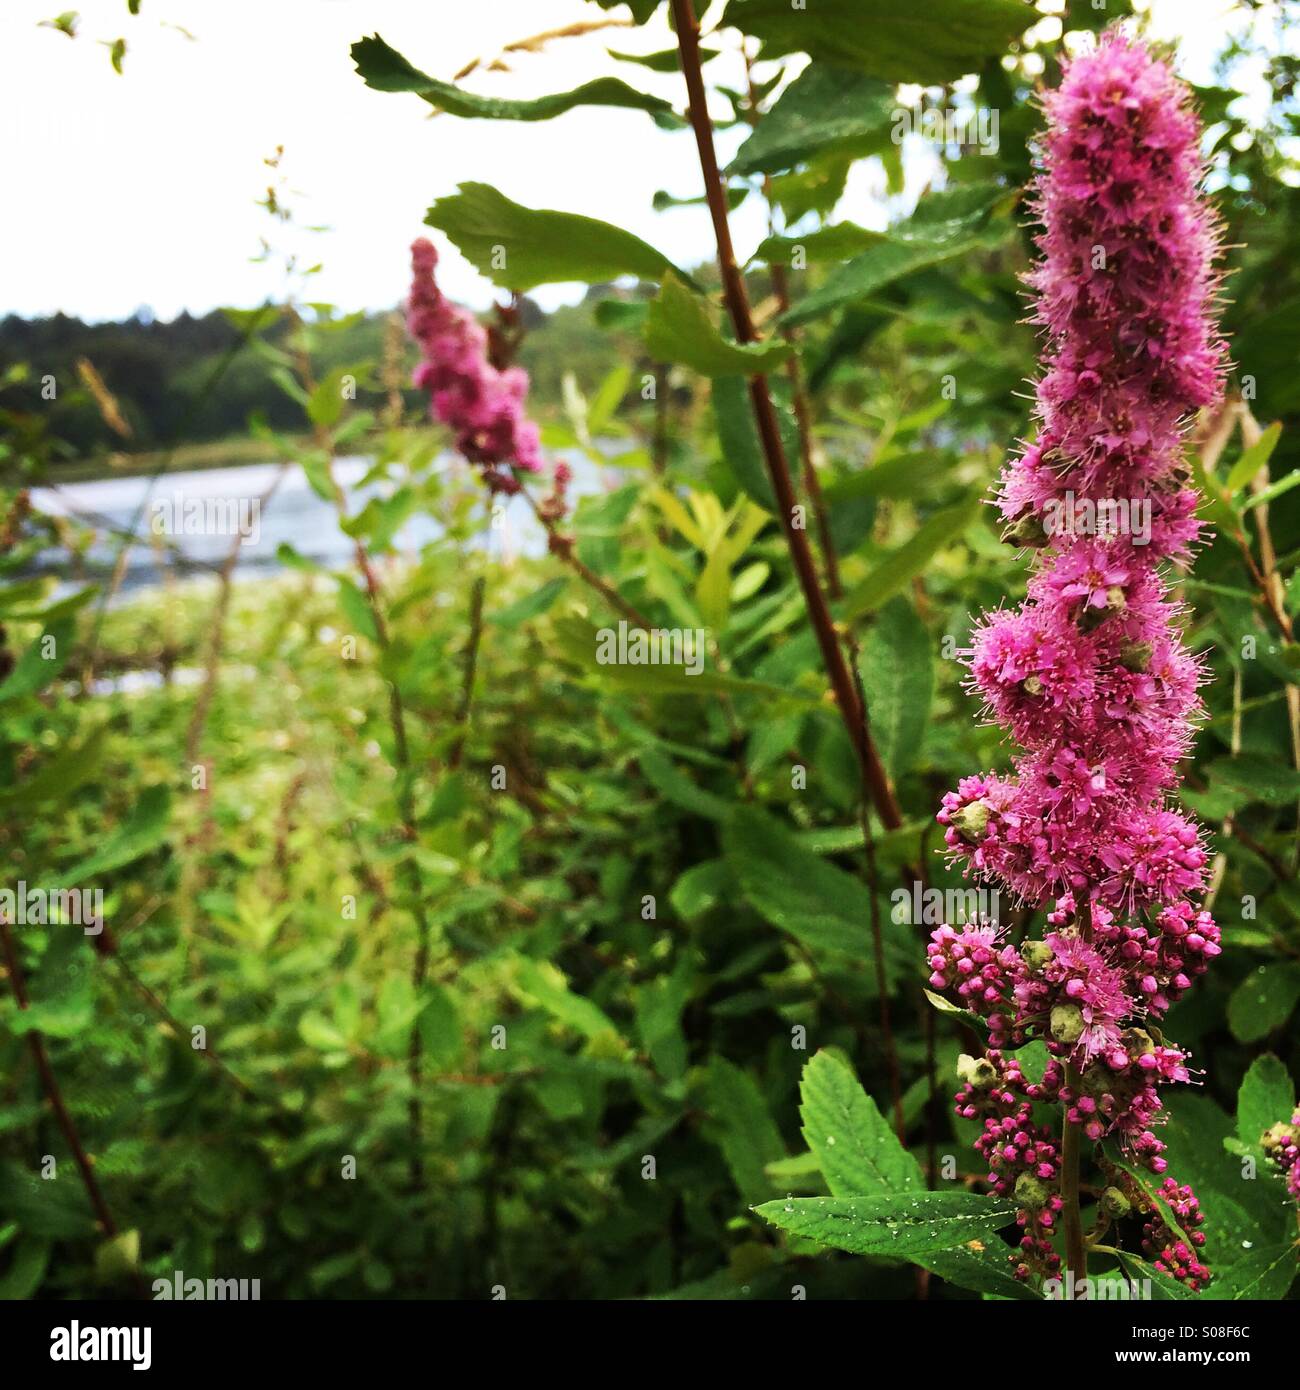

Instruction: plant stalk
[669,0,899,833]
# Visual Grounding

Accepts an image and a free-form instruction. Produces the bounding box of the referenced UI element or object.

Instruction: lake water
[31,450,620,596]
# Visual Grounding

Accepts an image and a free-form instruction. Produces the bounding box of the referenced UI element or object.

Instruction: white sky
[0,0,1247,323]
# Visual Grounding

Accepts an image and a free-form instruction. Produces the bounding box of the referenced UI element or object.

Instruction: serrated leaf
[730,64,897,175]
[799,1050,922,1195]
[61,784,170,886]
[725,806,873,957]
[727,0,1033,84]
[1214,1240,1299,1300]
[488,577,567,629]
[646,274,792,377]
[1237,1053,1295,1151]
[841,495,982,620]
[755,1191,1017,1257]
[781,184,1011,327]
[0,618,73,704]
[755,223,886,267]
[426,182,683,291]
[1228,964,1300,1043]
[510,957,621,1044]
[705,1056,786,1203]
[352,34,676,124]
[637,747,731,820]
[858,596,933,780]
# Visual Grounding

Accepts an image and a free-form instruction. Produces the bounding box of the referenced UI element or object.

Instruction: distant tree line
[0,290,626,465]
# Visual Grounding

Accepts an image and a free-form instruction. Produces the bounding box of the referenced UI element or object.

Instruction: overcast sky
[0,0,1249,323]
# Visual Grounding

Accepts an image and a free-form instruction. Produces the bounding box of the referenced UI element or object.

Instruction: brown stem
[677,4,919,1182]
[669,0,899,834]
[1,916,120,1239]
[520,488,654,628]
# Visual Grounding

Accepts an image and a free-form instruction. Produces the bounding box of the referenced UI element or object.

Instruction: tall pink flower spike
[926,31,1227,1288]
[406,237,545,495]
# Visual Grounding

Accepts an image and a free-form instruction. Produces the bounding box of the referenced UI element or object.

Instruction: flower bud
[1015,1172,1052,1209]
[1050,1002,1085,1045]
[950,800,990,845]
[1021,940,1055,972]
[1101,1186,1131,1219]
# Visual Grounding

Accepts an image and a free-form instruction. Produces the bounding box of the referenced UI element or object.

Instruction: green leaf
[799,1050,922,1196]
[352,34,676,124]
[714,375,776,509]
[754,223,886,267]
[730,64,898,175]
[919,1244,1039,1300]
[510,957,622,1045]
[726,0,1033,83]
[858,597,933,780]
[645,274,792,378]
[704,1056,786,1204]
[1224,421,1282,495]
[0,618,73,704]
[488,577,567,629]
[298,1011,349,1052]
[0,1239,50,1299]
[669,859,731,921]
[1240,463,1300,513]
[637,747,732,820]
[0,722,108,807]
[61,785,170,886]
[1228,964,1300,1044]
[608,45,717,72]
[95,1229,141,1286]
[1207,755,1300,807]
[1214,1240,1299,1300]
[335,576,379,643]
[841,495,982,620]
[426,182,684,292]
[1112,1249,1199,1300]
[373,975,422,1059]
[635,957,694,1081]
[755,1191,1018,1257]
[591,0,662,22]
[781,184,1011,327]
[725,806,902,964]
[1237,1053,1296,1151]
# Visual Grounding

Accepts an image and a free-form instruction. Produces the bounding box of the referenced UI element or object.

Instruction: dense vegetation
[0,294,620,465]
[2,0,1299,1303]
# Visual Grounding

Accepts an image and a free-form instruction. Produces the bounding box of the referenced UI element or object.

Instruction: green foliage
[756,1191,1019,1257]
[644,275,792,377]
[351,34,677,124]
[726,0,1034,83]
[426,183,684,292]
[730,65,898,176]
